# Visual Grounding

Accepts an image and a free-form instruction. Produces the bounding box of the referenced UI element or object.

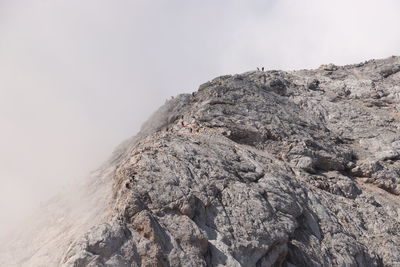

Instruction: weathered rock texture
[4,56,400,266]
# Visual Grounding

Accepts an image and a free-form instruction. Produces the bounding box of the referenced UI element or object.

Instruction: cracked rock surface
[4,56,400,266]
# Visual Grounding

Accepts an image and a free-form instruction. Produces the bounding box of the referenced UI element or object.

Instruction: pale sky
[1,0,400,234]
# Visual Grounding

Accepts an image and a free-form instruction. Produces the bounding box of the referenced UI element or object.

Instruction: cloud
[0,0,399,237]
[219,0,400,71]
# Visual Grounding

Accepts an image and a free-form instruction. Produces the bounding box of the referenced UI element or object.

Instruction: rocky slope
[3,56,400,266]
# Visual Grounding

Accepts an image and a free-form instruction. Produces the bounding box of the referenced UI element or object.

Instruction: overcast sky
[1,0,400,233]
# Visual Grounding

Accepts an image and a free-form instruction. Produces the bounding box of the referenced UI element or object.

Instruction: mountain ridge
[2,56,400,266]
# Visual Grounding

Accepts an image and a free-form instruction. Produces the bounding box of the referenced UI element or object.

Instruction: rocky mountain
[2,56,400,266]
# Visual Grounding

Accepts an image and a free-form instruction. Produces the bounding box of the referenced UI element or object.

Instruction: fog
[1,0,400,238]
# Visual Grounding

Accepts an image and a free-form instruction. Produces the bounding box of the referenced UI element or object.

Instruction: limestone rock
[3,56,400,266]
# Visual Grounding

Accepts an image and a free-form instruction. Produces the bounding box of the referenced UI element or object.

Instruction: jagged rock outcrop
[4,56,400,267]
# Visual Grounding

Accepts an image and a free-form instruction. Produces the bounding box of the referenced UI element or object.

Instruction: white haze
[0,0,399,238]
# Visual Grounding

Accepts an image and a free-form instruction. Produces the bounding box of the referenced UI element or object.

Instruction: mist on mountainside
[1,0,400,265]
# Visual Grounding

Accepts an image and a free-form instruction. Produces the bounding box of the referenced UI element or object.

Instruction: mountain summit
[3,56,400,266]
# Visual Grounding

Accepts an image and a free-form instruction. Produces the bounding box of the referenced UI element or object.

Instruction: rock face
[5,56,400,266]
